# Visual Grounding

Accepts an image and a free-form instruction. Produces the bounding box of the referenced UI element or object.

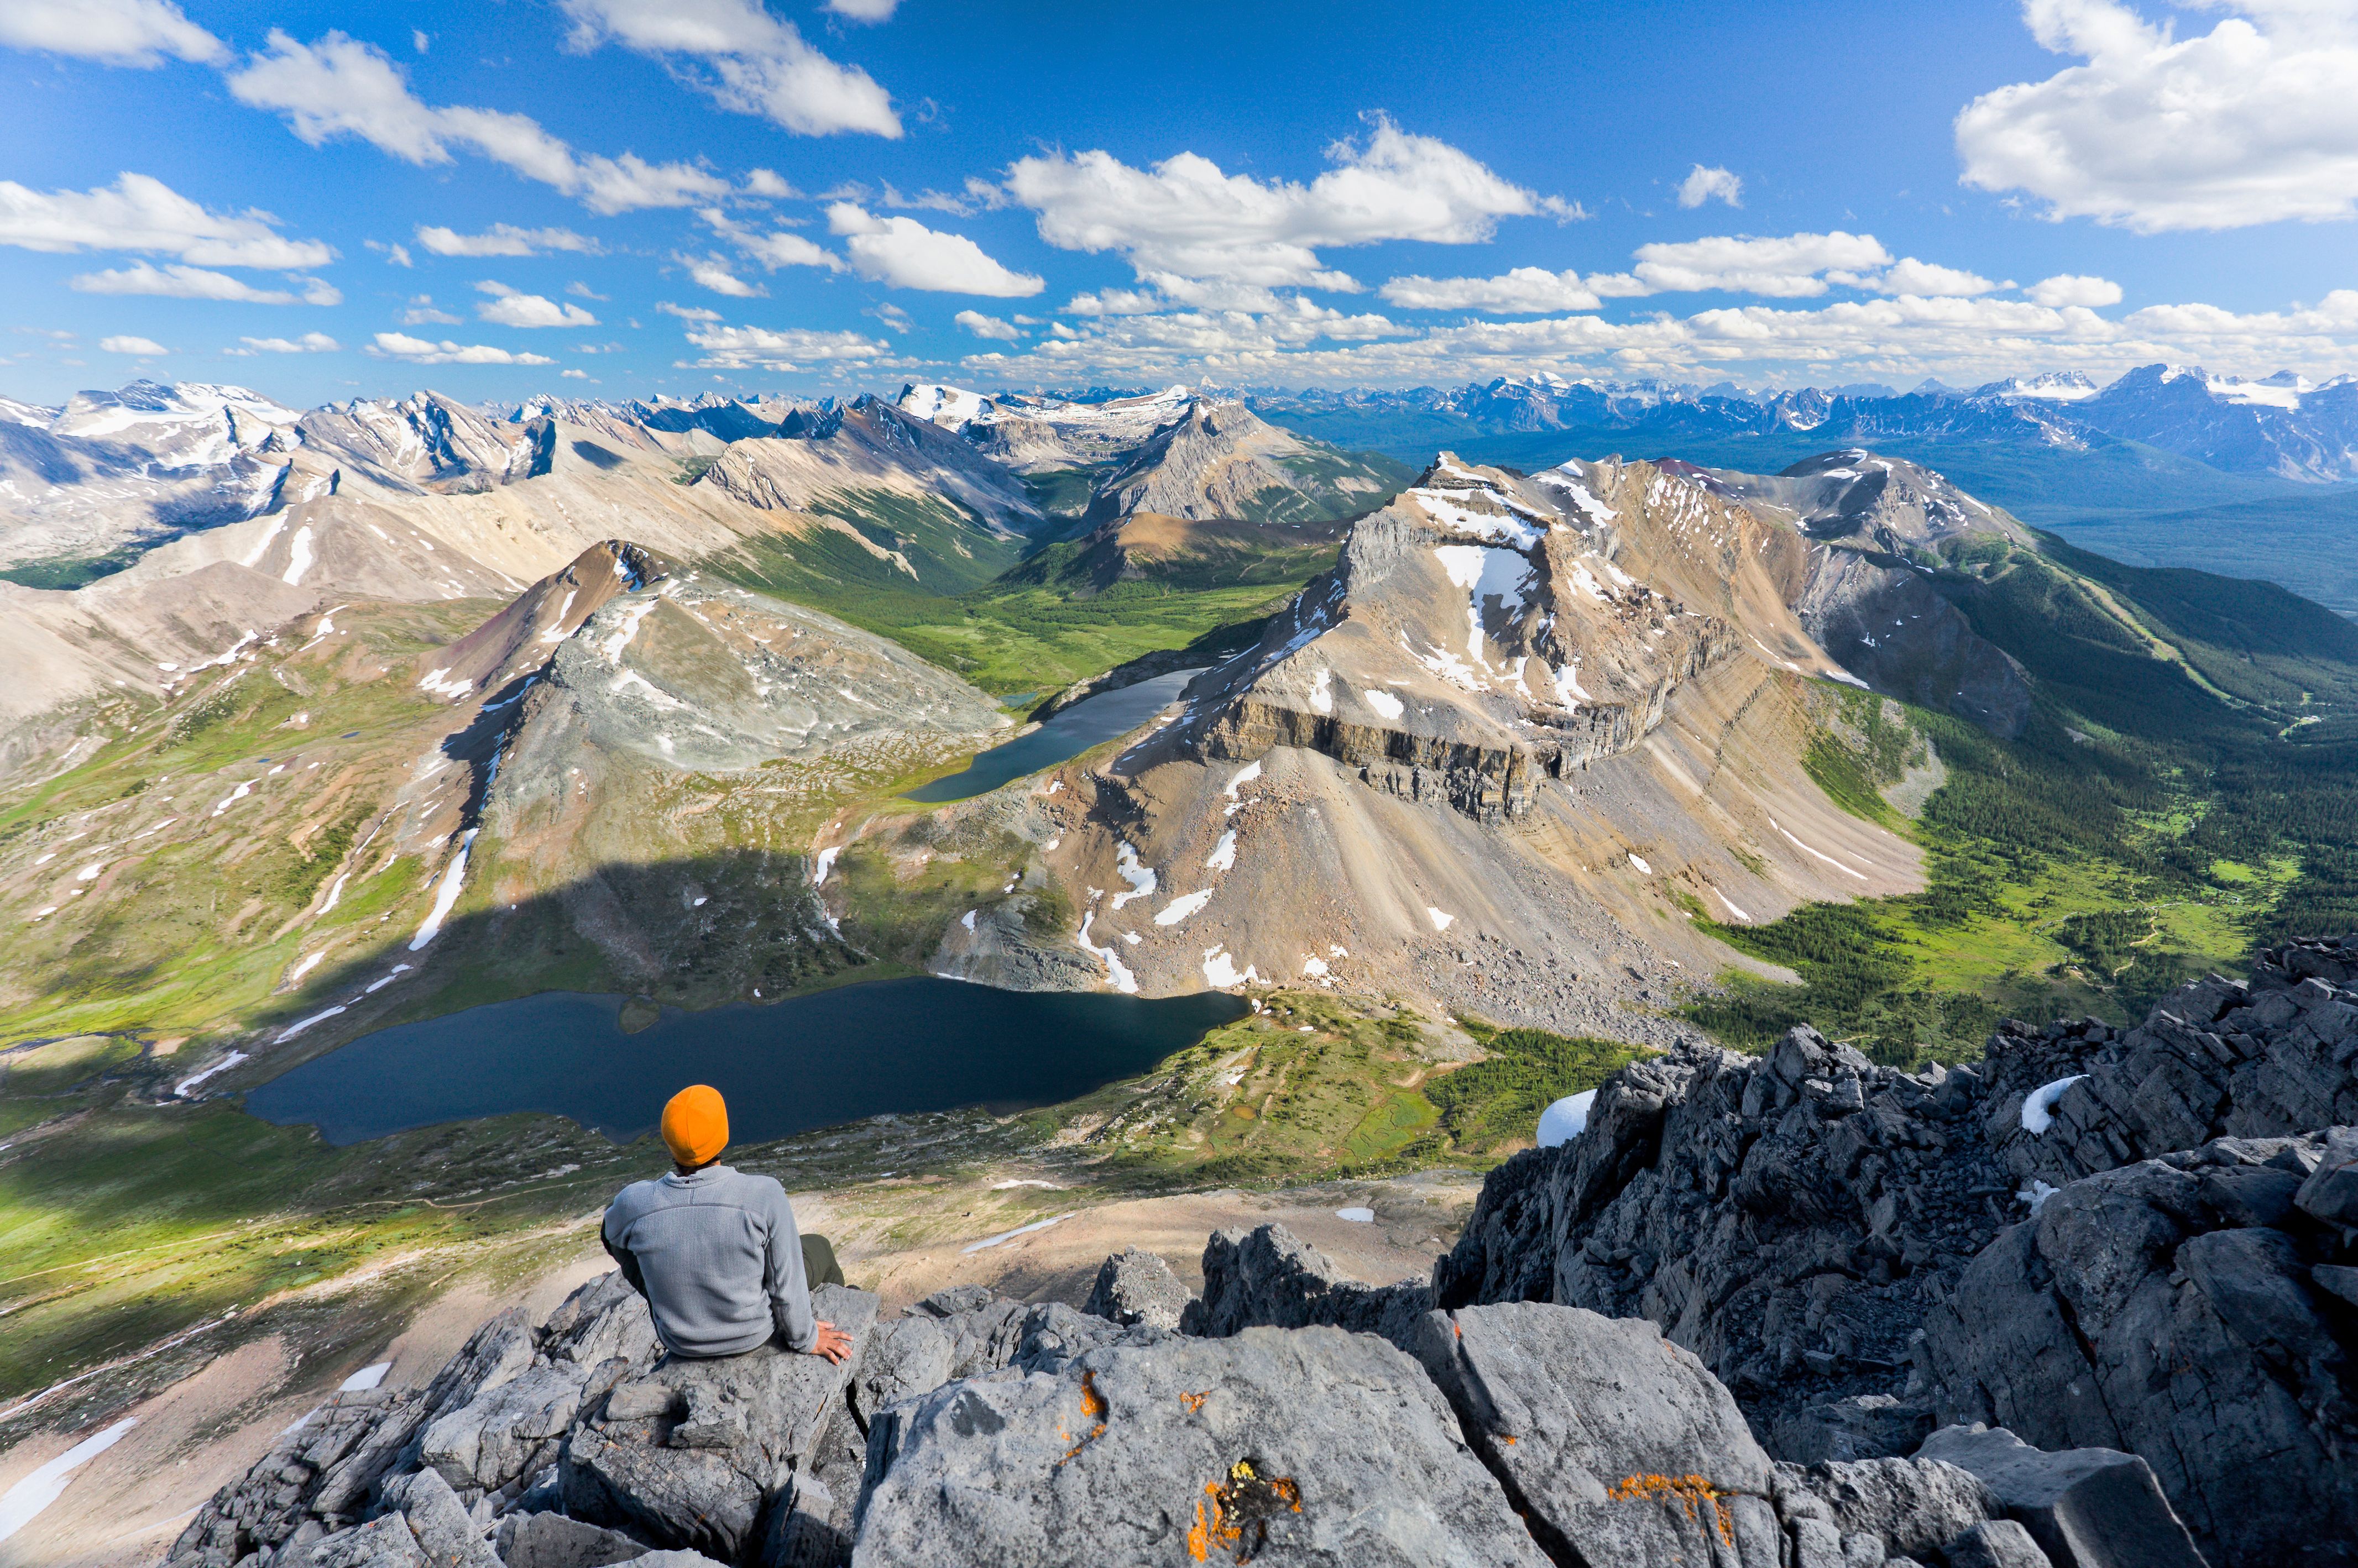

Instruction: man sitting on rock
[602,1084,852,1364]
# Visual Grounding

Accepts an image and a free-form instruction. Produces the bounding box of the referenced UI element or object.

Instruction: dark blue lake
[245,978,1246,1146]
[904,668,1206,803]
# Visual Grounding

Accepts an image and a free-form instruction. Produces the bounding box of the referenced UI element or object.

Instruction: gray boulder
[1183,1224,1432,1350]
[907,1287,1031,1378]
[1978,947,2358,1192]
[1946,1520,2054,1568]
[1776,1394,1938,1465]
[851,1324,1551,1567]
[1781,1456,1998,1560]
[560,1286,880,1561]
[1083,1247,1191,1330]
[379,1469,502,1568]
[541,1274,662,1370]
[1916,1427,2207,1568]
[421,1362,594,1497]
[1921,1149,2350,1566]
[1436,1031,2015,1450]
[287,1514,428,1568]
[1409,1301,1781,1567]
[491,1512,648,1568]
[2296,1125,2358,1227]
[759,1400,867,1568]
[846,1318,954,1434]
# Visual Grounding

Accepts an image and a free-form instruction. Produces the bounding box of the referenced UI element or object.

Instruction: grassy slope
[705,508,1340,696]
[1008,992,1638,1191]
[1691,537,2358,1064]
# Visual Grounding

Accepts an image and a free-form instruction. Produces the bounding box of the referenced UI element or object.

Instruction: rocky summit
[164,935,2358,1568]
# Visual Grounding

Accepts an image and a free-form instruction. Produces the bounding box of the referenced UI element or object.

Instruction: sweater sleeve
[601,1201,647,1298]
[763,1183,818,1353]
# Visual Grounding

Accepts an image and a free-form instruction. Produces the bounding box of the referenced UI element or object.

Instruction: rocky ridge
[1698,451,2033,736]
[166,1219,2213,1568]
[159,939,2358,1568]
[1179,452,1830,825]
[1433,933,2358,1566]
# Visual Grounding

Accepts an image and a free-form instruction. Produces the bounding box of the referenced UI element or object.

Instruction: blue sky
[2,0,2354,405]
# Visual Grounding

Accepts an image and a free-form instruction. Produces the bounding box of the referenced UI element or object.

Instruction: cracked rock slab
[851,1324,1549,1567]
[1411,1301,1781,1568]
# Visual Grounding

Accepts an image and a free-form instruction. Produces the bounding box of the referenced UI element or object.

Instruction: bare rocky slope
[1701,450,2033,736]
[980,452,1925,1040]
[160,934,2358,1567]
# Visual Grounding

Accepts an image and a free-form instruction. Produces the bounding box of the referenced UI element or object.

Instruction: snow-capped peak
[896,382,994,428]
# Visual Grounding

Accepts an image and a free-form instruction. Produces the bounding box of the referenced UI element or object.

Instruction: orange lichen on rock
[1181,1391,1209,1414]
[1186,1459,1305,1563]
[1060,1372,1110,1462]
[1604,1473,1738,1545]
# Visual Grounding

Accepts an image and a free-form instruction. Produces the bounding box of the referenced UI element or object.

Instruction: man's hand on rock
[810,1320,853,1364]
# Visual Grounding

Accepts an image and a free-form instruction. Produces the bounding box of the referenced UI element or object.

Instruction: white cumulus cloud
[474,281,598,327]
[682,255,767,297]
[1676,164,1743,208]
[699,208,842,271]
[826,0,900,19]
[0,172,333,269]
[1005,116,1569,292]
[69,260,341,305]
[100,335,166,355]
[557,0,900,138]
[1864,257,2004,297]
[416,224,603,258]
[229,31,730,214]
[229,332,340,354]
[1625,230,1894,297]
[369,332,555,365]
[827,204,1043,296]
[682,323,891,370]
[657,301,723,322]
[1957,0,2358,230]
[2027,272,2124,307]
[1378,267,1603,313]
[955,309,1020,340]
[0,0,223,66]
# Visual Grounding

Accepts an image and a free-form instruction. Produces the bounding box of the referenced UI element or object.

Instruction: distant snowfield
[960,1213,1069,1254]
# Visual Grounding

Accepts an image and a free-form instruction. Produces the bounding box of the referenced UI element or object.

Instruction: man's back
[602,1163,814,1358]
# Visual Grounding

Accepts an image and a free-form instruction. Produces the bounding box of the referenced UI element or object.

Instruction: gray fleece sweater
[600,1163,815,1357]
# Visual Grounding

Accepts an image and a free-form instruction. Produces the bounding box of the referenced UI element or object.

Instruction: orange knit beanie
[661,1084,729,1168]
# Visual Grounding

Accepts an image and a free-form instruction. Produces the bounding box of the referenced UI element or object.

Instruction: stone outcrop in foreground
[163,935,2357,1568]
[1432,934,2358,1567]
[166,1239,2208,1568]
